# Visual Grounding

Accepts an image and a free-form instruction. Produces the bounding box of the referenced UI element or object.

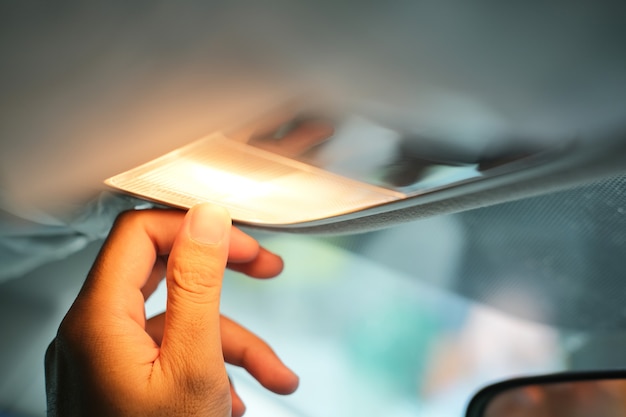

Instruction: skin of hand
[45,204,299,417]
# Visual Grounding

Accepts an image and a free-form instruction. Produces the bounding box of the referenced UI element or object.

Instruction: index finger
[80,210,266,313]
[80,210,188,324]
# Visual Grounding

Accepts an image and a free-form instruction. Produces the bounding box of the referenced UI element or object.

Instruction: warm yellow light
[106,133,403,225]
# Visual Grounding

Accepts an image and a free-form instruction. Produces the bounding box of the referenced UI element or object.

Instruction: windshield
[145,215,568,417]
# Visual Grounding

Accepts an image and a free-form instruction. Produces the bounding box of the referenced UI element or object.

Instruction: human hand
[45,204,299,417]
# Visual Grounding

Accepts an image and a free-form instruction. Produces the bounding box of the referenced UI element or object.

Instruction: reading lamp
[105,104,626,232]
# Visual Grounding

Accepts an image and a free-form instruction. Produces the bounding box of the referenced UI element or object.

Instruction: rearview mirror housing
[466,370,626,417]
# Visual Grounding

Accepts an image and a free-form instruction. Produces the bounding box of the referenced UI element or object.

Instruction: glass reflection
[485,379,626,417]
[225,108,542,197]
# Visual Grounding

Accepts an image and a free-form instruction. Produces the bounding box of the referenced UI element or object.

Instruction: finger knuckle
[170,260,222,297]
[112,209,144,230]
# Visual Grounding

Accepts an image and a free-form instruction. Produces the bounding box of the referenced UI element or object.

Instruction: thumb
[159,203,232,382]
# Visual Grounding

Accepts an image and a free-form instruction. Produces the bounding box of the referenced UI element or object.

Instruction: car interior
[1,2,626,417]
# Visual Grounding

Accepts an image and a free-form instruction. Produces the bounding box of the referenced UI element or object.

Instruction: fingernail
[188,203,231,244]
